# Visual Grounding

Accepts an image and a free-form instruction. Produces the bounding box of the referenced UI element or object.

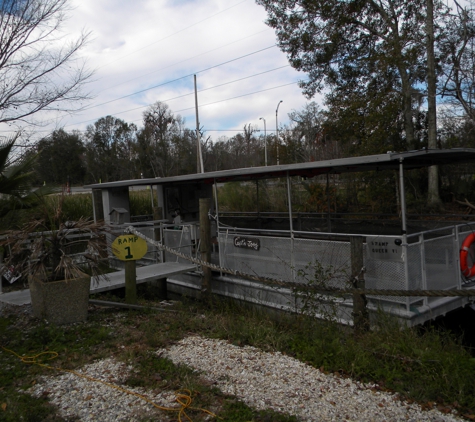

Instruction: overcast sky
[12,0,317,143]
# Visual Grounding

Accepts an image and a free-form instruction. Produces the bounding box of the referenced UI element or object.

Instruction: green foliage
[302,181,341,213]
[129,189,154,216]
[218,182,259,212]
[35,129,86,185]
[323,79,407,155]
[217,181,292,213]
[282,312,475,413]
[136,102,196,178]
[295,260,347,323]
[357,171,399,214]
[85,116,138,183]
[42,193,93,221]
[2,188,162,231]
[257,0,433,150]
[0,136,47,229]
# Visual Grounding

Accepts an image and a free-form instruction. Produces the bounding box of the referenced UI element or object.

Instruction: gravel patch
[160,335,464,422]
[27,357,181,422]
[6,304,465,422]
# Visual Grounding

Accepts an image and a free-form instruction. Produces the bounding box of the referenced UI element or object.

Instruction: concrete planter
[29,273,91,325]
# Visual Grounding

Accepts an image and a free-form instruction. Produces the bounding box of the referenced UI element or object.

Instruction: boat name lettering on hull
[234,236,260,251]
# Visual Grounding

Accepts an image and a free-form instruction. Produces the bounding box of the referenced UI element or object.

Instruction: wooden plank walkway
[0,262,196,306]
[91,262,196,293]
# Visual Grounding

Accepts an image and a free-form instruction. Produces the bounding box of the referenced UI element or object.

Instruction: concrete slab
[0,289,31,306]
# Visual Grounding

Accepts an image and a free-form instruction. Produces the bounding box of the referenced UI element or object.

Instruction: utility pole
[276,100,283,165]
[194,75,204,174]
[260,117,267,166]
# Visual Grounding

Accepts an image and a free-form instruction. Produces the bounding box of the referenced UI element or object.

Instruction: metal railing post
[419,234,428,307]
[287,172,295,283]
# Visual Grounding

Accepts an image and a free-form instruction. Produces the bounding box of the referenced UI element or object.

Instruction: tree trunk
[399,68,416,148]
[426,0,442,209]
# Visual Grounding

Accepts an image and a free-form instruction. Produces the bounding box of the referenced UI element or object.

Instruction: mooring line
[125,226,475,298]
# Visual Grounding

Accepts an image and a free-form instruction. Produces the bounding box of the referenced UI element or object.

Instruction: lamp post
[259,117,267,166]
[275,100,283,165]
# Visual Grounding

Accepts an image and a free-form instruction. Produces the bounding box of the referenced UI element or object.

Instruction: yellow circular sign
[112,235,148,261]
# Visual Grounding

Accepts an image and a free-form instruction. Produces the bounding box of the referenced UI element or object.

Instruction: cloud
[2,0,318,142]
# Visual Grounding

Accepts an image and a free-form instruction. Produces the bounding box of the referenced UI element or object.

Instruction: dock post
[200,198,212,297]
[151,206,167,299]
[351,236,369,334]
[125,260,137,304]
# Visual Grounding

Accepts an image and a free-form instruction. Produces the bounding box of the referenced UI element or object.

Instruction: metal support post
[287,172,295,282]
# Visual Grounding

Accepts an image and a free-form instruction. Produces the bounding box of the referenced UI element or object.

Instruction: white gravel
[28,358,179,421]
[25,334,466,421]
[160,335,465,422]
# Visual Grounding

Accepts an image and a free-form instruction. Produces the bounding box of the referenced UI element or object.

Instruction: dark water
[422,305,475,355]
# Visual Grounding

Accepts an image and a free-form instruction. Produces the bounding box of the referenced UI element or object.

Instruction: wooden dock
[0,262,197,306]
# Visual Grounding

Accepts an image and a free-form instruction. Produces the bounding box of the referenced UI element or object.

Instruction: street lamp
[275,100,283,165]
[259,117,267,166]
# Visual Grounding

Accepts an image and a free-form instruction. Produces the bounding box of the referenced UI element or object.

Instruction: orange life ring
[460,233,475,278]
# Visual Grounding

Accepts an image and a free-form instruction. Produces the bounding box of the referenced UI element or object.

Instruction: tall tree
[439,0,475,122]
[85,116,137,183]
[288,102,337,161]
[36,129,86,185]
[256,0,429,148]
[0,136,36,199]
[322,69,407,155]
[0,135,45,227]
[137,102,195,177]
[224,125,262,169]
[0,0,92,125]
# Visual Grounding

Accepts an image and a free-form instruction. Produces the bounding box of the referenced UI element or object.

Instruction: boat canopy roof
[84,148,475,189]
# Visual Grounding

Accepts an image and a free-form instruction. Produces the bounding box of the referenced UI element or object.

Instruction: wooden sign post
[112,235,147,304]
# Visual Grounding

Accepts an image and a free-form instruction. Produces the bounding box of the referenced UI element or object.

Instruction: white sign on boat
[366,236,403,262]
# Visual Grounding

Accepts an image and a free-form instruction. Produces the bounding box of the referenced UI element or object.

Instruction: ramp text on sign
[112,235,148,261]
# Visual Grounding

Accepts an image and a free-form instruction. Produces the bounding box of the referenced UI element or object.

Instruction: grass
[129,189,155,217]
[17,189,156,226]
[1,293,475,421]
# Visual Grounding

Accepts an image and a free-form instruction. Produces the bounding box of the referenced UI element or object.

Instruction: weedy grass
[26,189,154,224]
[44,193,94,222]
[129,189,155,217]
[1,294,475,421]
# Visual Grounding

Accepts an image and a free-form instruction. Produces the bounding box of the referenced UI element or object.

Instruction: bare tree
[0,0,93,125]
[439,0,475,122]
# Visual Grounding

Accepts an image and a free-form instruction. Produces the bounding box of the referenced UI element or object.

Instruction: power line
[82,45,278,112]
[0,78,304,137]
[173,81,301,114]
[96,28,272,95]
[107,81,303,128]
[67,65,291,127]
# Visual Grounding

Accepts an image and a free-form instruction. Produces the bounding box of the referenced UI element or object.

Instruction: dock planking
[0,262,196,306]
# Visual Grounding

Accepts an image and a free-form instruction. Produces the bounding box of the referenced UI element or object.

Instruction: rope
[125,226,475,298]
[1,346,218,422]
[125,226,293,288]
